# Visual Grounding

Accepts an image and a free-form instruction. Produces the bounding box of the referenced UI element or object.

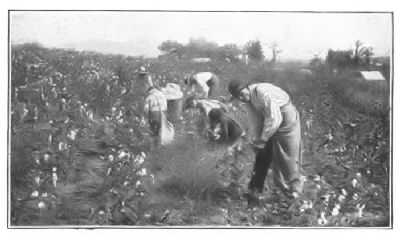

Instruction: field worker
[139,66,174,146]
[160,83,184,124]
[228,79,302,205]
[184,72,220,98]
[208,108,245,150]
[183,96,229,135]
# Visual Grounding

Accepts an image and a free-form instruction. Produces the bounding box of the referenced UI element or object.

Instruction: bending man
[228,79,302,204]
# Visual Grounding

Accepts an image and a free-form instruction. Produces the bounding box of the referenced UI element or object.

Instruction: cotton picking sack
[159,111,175,145]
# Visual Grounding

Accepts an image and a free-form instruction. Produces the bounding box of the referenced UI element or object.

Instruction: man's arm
[195,78,210,98]
[143,97,151,119]
[256,89,283,142]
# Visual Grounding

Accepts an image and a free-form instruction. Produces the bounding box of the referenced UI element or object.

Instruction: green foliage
[308,56,327,78]
[326,49,353,69]
[246,40,264,62]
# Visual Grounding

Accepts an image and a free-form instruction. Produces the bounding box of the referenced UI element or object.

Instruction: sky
[9,11,392,60]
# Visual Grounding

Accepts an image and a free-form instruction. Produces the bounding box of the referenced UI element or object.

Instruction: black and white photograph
[7,7,393,228]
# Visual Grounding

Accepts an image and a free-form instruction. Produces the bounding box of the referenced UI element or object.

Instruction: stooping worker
[183,96,229,136]
[228,79,302,205]
[208,108,246,152]
[138,66,174,146]
[184,71,220,98]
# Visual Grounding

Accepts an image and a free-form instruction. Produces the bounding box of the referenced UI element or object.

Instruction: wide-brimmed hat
[137,66,149,76]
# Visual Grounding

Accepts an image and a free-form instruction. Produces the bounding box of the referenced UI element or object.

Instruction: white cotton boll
[140,152,146,158]
[38,201,46,209]
[42,193,48,198]
[306,120,311,129]
[313,175,321,182]
[353,193,359,200]
[356,204,365,218]
[332,204,341,216]
[43,153,50,162]
[58,142,63,151]
[123,181,129,186]
[99,210,105,215]
[87,111,93,120]
[52,173,58,187]
[338,194,346,202]
[134,156,145,166]
[317,212,328,225]
[31,191,39,198]
[35,176,41,185]
[356,172,362,178]
[48,134,52,144]
[351,178,358,188]
[300,200,312,212]
[117,119,123,124]
[117,151,127,159]
[67,130,77,140]
[321,194,330,201]
[136,181,141,188]
[108,155,114,162]
[137,168,147,176]
[341,188,348,196]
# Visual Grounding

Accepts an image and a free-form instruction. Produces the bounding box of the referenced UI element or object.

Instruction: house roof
[359,71,386,81]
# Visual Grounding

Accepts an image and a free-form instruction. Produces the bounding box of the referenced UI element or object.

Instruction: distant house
[300,68,312,76]
[358,71,386,81]
[191,58,211,63]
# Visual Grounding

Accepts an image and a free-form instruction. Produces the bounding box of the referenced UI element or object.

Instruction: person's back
[186,72,220,98]
[209,108,244,145]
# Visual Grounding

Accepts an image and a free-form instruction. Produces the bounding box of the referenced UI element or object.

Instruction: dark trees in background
[246,40,264,62]
[326,49,354,70]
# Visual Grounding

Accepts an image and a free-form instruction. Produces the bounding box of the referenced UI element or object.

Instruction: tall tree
[246,40,264,62]
[270,42,282,64]
[158,40,185,57]
[354,40,364,66]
